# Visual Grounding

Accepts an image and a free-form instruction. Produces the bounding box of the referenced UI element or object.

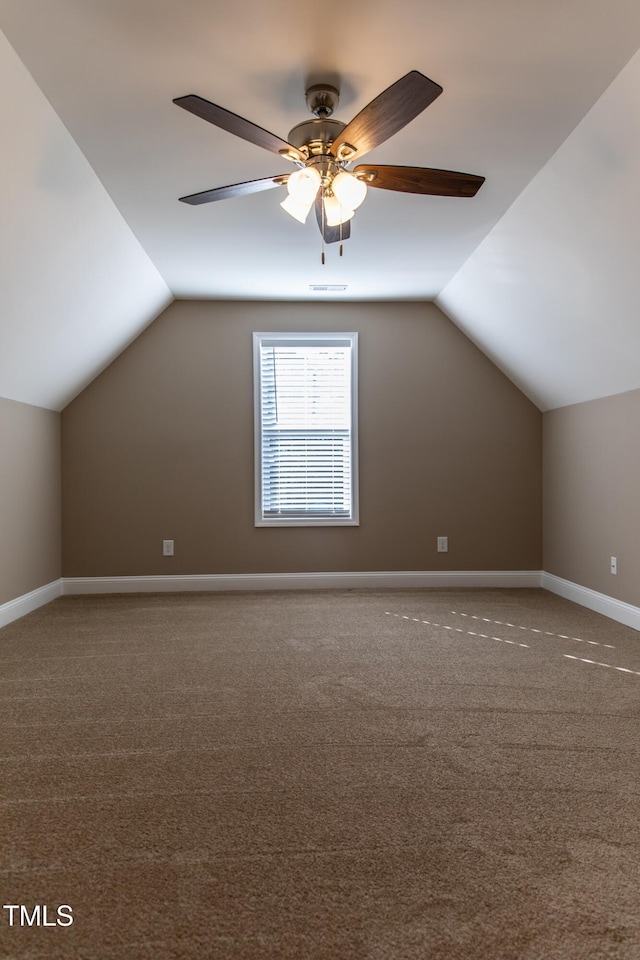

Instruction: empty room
[1,2,639,958]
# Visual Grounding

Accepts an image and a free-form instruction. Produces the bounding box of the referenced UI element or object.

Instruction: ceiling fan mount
[305,83,340,118]
[173,70,485,249]
[282,84,347,161]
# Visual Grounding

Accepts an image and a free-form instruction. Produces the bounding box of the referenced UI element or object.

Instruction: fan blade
[314,195,351,243]
[179,175,289,205]
[174,94,305,161]
[330,71,442,162]
[354,164,485,197]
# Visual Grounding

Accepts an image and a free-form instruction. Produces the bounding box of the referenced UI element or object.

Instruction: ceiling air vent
[309,284,348,292]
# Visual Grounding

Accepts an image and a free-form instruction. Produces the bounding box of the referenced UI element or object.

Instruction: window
[253,332,359,526]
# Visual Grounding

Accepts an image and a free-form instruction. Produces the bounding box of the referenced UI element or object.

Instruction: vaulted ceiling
[2,1,640,411]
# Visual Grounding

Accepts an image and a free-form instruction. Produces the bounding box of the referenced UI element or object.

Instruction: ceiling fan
[174,70,485,252]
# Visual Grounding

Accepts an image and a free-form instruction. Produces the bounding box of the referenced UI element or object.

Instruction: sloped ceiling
[0,29,171,411]
[1,1,640,411]
[438,47,640,410]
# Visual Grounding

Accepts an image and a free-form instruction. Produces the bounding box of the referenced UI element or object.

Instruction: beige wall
[61,300,542,577]
[0,397,61,604]
[544,387,640,606]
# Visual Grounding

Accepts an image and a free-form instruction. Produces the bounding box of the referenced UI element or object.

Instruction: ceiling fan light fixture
[286,166,321,204]
[323,194,355,227]
[332,171,367,210]
[174,72,485,249]
[280,194,314,223]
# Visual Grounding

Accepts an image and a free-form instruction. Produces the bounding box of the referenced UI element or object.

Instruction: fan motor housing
[287,118,346,157]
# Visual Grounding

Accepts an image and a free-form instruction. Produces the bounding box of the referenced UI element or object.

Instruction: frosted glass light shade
[332,171,367,210]
[287,167,321,204]
[280,194,313,223]
[323,194,355,227]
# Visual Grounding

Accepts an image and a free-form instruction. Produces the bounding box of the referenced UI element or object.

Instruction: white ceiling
[2,1,640,410]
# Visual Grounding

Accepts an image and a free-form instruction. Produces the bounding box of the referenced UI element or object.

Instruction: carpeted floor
[1,587,639,959]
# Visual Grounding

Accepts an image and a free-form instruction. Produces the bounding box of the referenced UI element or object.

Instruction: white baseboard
[542,572,640,633]
[3,573,638,635]
[0,579,63,629]
[63,570,543,594]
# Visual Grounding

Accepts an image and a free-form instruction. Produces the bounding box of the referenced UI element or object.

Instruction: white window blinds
[253,333,358,526]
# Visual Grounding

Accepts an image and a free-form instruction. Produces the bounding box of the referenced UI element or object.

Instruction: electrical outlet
[437,536,448,553]
[610,556,617,575]
[163,539,174,557]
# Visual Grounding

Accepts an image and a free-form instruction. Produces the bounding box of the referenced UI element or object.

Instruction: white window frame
[253,331,359,527]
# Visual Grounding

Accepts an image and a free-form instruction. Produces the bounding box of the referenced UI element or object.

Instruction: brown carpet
[1,587,639,959]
